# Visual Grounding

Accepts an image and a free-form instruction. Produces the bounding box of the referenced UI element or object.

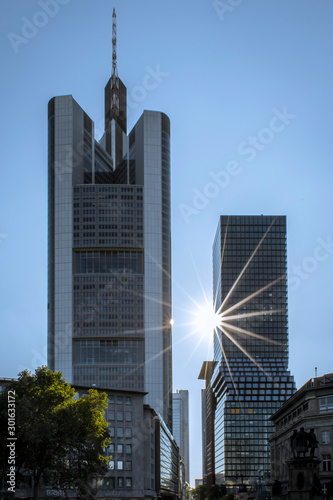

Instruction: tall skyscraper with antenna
[47,10,173,429]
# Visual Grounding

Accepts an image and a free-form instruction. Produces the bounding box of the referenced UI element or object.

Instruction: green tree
[192,484,207,500]
[0,367,110,499]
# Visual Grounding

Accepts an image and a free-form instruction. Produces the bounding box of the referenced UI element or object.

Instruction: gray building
[76,386,181,500]
[269,373,333,498]
[200,215,296,492]
[47,55,172,427]
[0,377,182,500]
[173,390,190,484]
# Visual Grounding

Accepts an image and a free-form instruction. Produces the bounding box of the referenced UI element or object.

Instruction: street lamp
[258,469,263,493]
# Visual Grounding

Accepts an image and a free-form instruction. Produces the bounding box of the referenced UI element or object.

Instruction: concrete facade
[269,373,333,498]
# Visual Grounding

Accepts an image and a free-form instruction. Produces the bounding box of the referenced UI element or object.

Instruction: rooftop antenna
[315,367,318,377]
[111,8,119,117]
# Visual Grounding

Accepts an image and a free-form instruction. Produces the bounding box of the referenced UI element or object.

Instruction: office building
[269,373,333,498]
[200,215,296,491]
[0,377,182,500]
[201,388,207,483]
[47,11,172,429]
[173,390,190,484]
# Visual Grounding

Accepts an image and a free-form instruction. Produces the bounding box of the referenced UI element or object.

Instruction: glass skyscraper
[200,215,296,491]
[47,70,173,429]
[173,390,190,484]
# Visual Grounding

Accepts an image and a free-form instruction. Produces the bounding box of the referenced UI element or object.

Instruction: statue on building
[308,428,318,458]
[290,427,319,459]
[296,427,308,457]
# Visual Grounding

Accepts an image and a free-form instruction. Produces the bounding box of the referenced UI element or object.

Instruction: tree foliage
[0,367,110,499]
[191,484,207,500]
[190,483,230,500]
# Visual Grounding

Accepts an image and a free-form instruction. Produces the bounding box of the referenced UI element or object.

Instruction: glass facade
[211,216,296,489]
[74,339,144,365]
[74,250,143,274]
[159,419,179,496]
[173,390,190,483]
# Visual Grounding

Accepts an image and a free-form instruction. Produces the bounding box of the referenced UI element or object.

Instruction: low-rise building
[0,379,183,500]
[269,373,333,497]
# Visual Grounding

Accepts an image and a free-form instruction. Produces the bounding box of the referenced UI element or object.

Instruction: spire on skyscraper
[111,8,119,117]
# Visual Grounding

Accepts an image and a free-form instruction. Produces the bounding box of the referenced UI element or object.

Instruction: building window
[323,455,331,472]
[117,411,123,421]
[117,444,123,454]
[125,427,132,438]
[117,460,124,470]
[117,396,123,404]
[125,461,132,471]
[319,396,333,412]
[117,427,124,438]
[126,396,132,405]
[106,443,114,454]
[108,410,115,421]
[125,444,132,454]
[125,477,132,488]
[125,411,132,422]
[108,460,115,470]
[103,477,115,489]
[322,431,330,444]
[109,427,115,438]
[117,477,124,488]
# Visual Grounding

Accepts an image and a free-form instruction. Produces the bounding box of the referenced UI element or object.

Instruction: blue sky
[1,0,333,485]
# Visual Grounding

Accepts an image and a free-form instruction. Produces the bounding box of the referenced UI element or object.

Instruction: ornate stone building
[269,373,333,498]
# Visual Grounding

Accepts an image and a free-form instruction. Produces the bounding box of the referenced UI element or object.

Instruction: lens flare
[193,301,222,337]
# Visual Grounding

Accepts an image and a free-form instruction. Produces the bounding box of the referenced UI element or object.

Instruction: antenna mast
[111,8,119,117]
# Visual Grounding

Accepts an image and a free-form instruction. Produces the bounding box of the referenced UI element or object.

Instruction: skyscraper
[200,215,296,490]
[47,12,172,428]
[173,390,190,484]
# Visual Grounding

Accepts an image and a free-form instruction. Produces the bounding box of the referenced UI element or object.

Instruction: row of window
[74,186,142,193]
[102,475,132,488]
[107,443,132,454]
[75,250,143,275]
[108,410,132,422]
[74,210,143,216]
[108,395,131,405]
[229,395,289,402]
[109,427,132,438]
[74,232,143,237]
[74,239,144,246]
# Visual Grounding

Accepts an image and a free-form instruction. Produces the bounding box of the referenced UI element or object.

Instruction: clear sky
[1,0,333,486]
